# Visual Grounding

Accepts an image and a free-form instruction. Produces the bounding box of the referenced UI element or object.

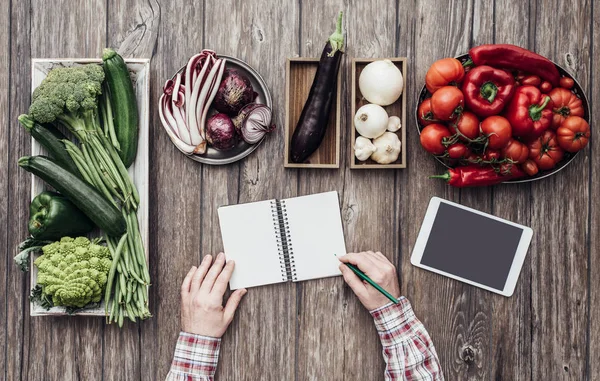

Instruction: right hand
[338,251,401,311]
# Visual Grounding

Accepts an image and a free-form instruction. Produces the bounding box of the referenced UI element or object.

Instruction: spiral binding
[271,200,297,281]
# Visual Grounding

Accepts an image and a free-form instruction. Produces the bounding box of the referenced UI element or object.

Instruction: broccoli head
[29,64,105,137]
[34,236,112,308]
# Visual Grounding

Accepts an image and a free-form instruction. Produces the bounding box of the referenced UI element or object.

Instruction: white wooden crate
[28,58,150,316]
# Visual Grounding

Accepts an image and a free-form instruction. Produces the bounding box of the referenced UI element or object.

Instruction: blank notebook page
[218,200,283,289]
[284,191,346,281]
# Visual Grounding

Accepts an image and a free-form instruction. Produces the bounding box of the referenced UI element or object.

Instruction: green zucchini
[18,114,80,177]
[18,155,126,237]
[102,48,139,168]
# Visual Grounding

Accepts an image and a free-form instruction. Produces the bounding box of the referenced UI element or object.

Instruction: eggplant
[290,12,344,163]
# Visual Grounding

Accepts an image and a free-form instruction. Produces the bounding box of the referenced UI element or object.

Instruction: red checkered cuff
[369,297,418,347]
[169,332,221,377]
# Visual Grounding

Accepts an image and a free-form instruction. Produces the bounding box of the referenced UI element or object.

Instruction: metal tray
[416,53,591,183]
[170,55,272,165]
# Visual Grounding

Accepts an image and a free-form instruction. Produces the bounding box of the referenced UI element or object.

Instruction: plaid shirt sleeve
[165,332,221,381]
[370,297,445,381]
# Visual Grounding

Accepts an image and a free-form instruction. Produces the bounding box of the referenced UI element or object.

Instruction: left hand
[180,253,247,337]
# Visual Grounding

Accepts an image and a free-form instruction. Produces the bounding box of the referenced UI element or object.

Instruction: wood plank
[529,0,591,379]
[397,0,496,380]
[105,1,159,379]
[0,0,11,376]
[588,2,600,379]
[297,1,399,379]
[450,1,495,380]
[294,3,349,380]
[488,0,533,379]
[136,0,206,378]
[201,1,299,380]
[5,0,31,377]
[19,1,108,380]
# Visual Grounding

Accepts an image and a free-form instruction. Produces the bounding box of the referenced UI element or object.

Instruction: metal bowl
[168,55,272,165]
[416,53,591,183]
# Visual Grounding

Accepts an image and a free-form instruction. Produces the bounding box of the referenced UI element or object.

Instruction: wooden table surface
[1,0,598,380]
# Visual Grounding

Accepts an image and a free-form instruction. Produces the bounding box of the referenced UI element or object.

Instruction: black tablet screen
[421,202,524,290]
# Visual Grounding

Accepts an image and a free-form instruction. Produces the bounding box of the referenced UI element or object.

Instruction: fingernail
[218,252,224,260]
[201,256,208,264]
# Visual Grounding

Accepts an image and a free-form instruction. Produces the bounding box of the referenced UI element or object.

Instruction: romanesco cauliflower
[34,236,112,308]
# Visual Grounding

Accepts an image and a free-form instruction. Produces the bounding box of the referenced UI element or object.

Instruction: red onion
[237,103,275,144]
[206,113,237,150]
[213,69,257,115]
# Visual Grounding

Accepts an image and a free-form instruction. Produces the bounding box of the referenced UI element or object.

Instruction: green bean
[65,147,94,184]
[98,132,139,205]
[125,302,136,323]
[81,143,117,206]
[119,272,127,297]
[104,233,127,314]
[90,135,128,196]
[89,139,126,200]
[136,286,145,310]
[110,279,120,323]
[126,281,133,304]
[128,211,150,283]
[102,88,120,150]
[122,242,131,273]
[118,305,124,328]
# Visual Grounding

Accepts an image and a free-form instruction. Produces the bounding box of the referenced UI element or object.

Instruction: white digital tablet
[411,197,533,297]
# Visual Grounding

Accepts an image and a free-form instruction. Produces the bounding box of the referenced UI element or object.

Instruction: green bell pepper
[28,191,94,240]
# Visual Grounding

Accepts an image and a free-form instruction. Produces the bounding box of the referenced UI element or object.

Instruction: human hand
[180,252,247,337]
[338,251,401,311]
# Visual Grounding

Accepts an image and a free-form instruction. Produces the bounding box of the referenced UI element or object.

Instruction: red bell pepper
[430,164,525,187]
[505,85,553,139]
[462,65,515,117]
[469,44,560,87]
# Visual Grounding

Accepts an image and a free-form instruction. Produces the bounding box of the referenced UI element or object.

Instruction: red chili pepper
[430,164,525,187]
[469,44,560,87]
[505,85,553,139]
[462,65,515,117]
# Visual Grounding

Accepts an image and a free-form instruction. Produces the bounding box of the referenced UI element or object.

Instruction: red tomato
[522,159,539,176]
[540,81,552,93]
[425,58,465,93]
[447,143,470,159]
[499,162,519,176]
[451,111,480,141]
[559,77,575,89]
[502,139,530,163]
[557,116,590,152]
[483,148,501,161]
[480,116,512,149]
[430,86,464,120]
[548,88,584,129]
[528,130,564,170]
[420,124,452,155]
[417,99,438,126]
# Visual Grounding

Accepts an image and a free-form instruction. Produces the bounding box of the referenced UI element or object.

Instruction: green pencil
[336,255,399,304]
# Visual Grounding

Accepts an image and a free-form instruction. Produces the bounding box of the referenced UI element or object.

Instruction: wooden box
[28,58,150,316]
[284,58,341,168]
[350,58,407,169]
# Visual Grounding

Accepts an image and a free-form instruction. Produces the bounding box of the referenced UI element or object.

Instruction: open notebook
[217,191,347,289]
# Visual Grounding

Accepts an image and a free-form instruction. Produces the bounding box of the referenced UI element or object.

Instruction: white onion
[359,60,404,106]
[354,104,389,139]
